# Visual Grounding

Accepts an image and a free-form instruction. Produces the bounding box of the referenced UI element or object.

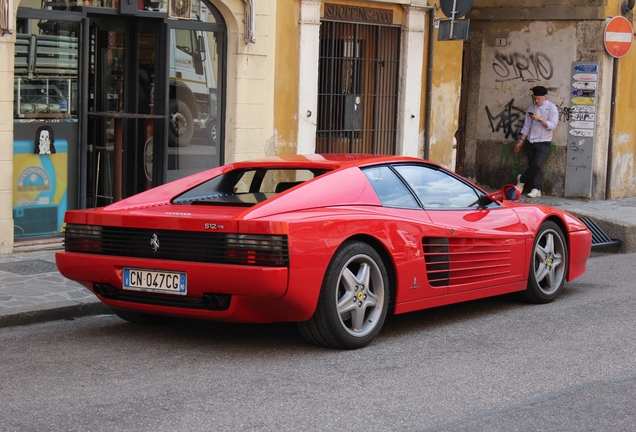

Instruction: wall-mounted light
[622,0,635,17]
[1,0,14,36]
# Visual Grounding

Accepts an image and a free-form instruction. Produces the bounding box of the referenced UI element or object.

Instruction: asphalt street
[0,252,635,431]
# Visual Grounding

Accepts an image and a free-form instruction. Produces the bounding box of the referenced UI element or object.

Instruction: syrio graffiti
[485,99,525,140]
[492,50,553,83]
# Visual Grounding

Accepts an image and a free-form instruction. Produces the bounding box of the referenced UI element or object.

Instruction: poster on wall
[13,123,68,237]
[564,62,598,198]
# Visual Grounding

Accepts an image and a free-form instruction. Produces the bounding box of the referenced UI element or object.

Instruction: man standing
[514,86,559,198]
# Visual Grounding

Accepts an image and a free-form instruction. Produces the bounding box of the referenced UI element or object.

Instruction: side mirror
[487,184,520,202]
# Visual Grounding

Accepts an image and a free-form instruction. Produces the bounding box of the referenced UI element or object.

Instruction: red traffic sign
[604,16,634,58]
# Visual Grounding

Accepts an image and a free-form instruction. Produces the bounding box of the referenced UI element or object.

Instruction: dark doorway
[317,21,400,155]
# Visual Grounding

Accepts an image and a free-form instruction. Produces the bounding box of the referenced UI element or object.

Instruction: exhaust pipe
[201,293,231,310]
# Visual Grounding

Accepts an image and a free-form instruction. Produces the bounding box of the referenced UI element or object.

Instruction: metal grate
[578,216,621,249]
[317,20,400,155]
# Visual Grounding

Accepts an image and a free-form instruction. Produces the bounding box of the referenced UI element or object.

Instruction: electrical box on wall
[344,95,362,131]
[119,0,139,15]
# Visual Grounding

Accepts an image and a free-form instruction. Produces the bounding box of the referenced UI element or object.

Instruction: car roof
[227,154,427,171]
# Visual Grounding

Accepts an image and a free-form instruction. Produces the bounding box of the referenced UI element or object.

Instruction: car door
[392,164,528,294]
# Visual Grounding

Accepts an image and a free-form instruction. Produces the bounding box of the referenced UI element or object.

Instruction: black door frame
[17,3,226,209]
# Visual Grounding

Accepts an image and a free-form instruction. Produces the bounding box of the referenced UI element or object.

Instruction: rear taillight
[225,234,288,266]
[64,224,103,253]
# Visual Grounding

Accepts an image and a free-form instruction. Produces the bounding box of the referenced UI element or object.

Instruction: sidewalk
[1,194,635,329]
[0,248,110,328]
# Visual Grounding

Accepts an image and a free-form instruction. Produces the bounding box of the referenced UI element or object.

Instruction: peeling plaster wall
[611,38,636,198]
[467,21,576,194]
[272,0,301,156]
[465,19,610,196]
[429,31,463,171]
[466,0,636,199]
[477,22,574,146]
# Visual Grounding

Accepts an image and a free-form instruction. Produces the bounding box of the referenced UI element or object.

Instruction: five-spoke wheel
[298,241,390,349]
[518,221,568,303]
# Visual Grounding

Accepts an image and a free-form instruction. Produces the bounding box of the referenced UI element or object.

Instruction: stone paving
[0,249,109,327]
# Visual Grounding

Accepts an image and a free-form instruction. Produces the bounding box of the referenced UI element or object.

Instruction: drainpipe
[424,7,435,160]
[605,57,619,199]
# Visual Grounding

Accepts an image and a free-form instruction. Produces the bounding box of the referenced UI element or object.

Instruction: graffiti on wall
[557,102,572,122]
[492,50,554,83]
[484,99,525,140]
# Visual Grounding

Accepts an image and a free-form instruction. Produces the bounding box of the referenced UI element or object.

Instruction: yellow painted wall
[428,10,464,170]
[606,0,636,197]
[610,40,636,197]
[273,0,301,155]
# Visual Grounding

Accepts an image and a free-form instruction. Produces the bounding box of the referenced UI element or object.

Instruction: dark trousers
[520,140,550,191]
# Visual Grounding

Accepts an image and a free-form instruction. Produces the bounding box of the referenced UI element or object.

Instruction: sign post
[604,16,634,58]
[565,62,599,198]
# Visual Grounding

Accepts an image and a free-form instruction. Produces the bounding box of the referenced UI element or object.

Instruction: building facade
[460,0,636,200]
[0,0,465,253]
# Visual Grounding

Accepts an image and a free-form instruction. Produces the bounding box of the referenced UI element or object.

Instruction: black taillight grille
[64,224,289,267]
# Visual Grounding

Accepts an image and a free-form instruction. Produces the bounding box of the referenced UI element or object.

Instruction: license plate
[123,268,187,295]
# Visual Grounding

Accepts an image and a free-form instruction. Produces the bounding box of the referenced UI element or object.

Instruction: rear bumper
[55,252,300,323]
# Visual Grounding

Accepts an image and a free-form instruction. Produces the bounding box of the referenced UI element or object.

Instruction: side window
[174,29,196,56]
[393,165,480,209]
[362,166,420,209]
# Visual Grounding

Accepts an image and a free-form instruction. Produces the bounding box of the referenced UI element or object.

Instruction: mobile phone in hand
[528,112,534,115]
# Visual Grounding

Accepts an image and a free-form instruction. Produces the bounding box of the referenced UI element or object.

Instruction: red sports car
[56,154,592,349]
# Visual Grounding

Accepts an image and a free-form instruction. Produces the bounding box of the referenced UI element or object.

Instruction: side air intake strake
[423,237,512,287]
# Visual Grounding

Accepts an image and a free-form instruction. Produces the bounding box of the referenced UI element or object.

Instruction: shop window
[13,18,79,238]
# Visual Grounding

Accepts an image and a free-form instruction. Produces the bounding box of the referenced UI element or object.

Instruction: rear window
[173,168,328,206]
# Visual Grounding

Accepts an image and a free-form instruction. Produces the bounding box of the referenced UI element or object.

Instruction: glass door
[85,17,164,207]
[166,13,224,182]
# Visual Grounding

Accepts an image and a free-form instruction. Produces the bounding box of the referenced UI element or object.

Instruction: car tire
[517,221,568,304]
[111,308,172,325]
[168,99,194,147]
[298,241,389,349]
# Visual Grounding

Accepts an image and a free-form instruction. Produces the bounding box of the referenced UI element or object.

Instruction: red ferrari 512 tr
[56,154,592,349]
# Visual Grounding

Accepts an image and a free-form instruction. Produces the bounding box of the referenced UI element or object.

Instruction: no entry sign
[604,16,634,58]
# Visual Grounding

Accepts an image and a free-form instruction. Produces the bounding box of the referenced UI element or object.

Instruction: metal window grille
[317,20,400,155]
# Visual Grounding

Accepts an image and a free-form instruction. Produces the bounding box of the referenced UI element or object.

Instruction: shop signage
[324,4,393,25]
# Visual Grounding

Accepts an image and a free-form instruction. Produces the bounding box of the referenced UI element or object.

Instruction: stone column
[297,0,322,155]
